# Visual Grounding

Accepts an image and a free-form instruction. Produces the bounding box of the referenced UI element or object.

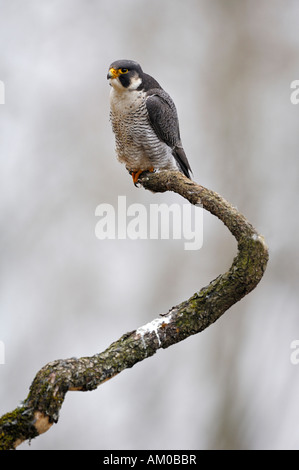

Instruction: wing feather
[146,91,192,178]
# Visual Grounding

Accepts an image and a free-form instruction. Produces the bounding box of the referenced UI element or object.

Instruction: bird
[107,59,192,185]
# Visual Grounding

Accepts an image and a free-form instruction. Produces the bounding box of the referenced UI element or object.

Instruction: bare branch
[0,171,268,450]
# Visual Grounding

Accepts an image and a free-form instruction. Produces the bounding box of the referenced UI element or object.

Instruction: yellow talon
[131,167,154,185]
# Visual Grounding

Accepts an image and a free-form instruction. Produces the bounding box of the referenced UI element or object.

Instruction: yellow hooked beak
[107,67,120,79]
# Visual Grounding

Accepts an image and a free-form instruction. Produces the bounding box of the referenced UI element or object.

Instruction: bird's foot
[130,168,154,186]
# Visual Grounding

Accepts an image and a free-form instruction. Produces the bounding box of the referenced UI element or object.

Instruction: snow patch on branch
[136,314,172,348]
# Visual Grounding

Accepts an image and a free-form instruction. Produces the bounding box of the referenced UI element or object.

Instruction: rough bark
[0,170,269,450]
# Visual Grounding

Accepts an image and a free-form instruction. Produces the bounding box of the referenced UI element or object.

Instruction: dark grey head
[107,59,161,91]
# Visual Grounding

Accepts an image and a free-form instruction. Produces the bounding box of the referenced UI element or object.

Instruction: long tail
[173,146,192,179]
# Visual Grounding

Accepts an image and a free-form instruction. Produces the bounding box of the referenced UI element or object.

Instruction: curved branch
[0,171,268,450]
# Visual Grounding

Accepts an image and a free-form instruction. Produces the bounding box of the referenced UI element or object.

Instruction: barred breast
[109,88,177,173]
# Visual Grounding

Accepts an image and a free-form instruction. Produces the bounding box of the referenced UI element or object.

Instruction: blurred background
[1,0,299,450]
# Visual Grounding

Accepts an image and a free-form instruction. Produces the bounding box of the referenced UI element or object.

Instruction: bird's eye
[120,68,128,74]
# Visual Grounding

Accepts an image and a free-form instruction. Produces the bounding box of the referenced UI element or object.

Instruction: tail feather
[173,146,192,179]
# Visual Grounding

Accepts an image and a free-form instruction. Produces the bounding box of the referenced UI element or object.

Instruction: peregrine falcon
[107,59,192,185]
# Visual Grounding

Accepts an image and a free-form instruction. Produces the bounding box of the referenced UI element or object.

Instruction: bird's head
[107,60,143,91]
